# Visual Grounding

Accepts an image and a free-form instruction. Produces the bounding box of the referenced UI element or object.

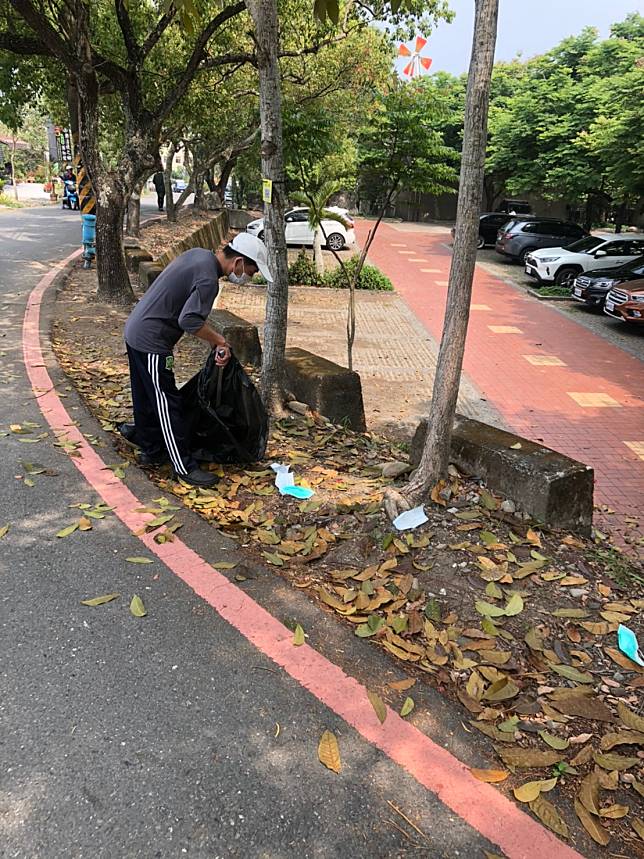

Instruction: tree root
[383,486,413,521]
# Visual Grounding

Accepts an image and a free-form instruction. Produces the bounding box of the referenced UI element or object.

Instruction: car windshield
[618,254,644,274]
[566,236,603,253]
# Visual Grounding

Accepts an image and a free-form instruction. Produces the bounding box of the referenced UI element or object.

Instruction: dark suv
[572,255,644,307]
[495,218,587,263]
[451,213,512,249]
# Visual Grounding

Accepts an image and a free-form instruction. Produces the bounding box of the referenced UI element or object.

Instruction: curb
[527,288,572,302]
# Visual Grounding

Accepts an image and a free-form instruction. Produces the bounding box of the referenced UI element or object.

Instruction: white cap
[229,232,273,282]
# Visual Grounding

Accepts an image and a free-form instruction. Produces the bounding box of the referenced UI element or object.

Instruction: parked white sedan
[246,207,355,251]
[525,234,644,289]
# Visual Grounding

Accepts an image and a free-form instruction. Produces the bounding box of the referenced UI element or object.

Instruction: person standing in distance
[152,171,166,211]
[120,233,272,487]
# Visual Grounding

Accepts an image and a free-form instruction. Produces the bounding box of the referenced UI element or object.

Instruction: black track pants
[126,344,196,475]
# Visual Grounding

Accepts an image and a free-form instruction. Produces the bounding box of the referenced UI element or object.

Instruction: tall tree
[385,0,499,520]
[245,0,289,412]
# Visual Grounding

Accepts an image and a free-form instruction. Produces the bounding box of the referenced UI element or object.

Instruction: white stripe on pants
[147,353,187,475]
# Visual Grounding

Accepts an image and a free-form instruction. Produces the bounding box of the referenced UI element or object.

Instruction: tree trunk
[245,0,289,412]
[193,169,206,209]
[126,177,145,237]
[164,146,176,223]
[95,183,132,304]
[11,135,18,200]
[313,227,324,275]
[385,0,499,521]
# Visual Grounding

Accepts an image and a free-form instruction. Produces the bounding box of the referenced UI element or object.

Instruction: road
[358,221,644,552]
[0,206,535,858]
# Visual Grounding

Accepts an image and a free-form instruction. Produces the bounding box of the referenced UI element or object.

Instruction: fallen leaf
[482,677,520,702]
[78,516,92,531]
[578,772,601,815]
[318,729,341,773]
[293,624,305,646]
[633,818,644,841]
[400,697,414,717]
[470,768,509,783]
[80,593,119,606]
[579,621,614,635]
[574,797,610,846]
[495,747,564,769]
[503,592,524,616]
[0,524,9,539]
[548,695,614,722]
[529,794,569,838]
[514,777,558,803]
[571,745,594,766]
[476,600,506,618]
[471,721,516,743]
[526,528,542,546]
[510,442,522,450]
[388,678,416,692]
[367,690,387,723]
[539,730,569,750]
[263,552,284,566]
[125,557,153,564]
[600,730,644,750]
[552,608,589,618]
[599,804,629,819]
[549,664,594,684]
[129,595,147,617]
[56,523,79,538]
[605,646,644,674]
[618,700,644,733]
[593,751,639,771]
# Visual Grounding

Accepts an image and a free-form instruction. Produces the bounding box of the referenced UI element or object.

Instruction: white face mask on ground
[228,258,251,284]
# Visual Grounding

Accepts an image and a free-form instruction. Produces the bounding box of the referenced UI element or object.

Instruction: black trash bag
[180,351,268,464]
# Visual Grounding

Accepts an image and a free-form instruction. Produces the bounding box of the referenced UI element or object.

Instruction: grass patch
[586,544,644,588]
[535,285,571,298]
[0,193,22,208]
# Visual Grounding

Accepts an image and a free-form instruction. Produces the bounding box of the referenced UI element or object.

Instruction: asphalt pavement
[0,206,502,857]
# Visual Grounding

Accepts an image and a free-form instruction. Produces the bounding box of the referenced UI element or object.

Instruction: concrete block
[284,347,366,432]
[138,261,165,290]
[125,247,153,273]
[210,309,262,367]
[228,209,256,230]
[410,415,594,535]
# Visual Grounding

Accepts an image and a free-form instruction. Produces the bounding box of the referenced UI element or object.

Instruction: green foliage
[288,250,323,285]
[485,14,644,206]
[357,79,459,212]
[324,256,393,291]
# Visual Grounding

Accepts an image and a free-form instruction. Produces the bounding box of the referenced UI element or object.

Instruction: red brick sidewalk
[357,222,644,551]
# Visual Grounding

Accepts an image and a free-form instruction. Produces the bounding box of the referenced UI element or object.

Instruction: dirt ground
[51,248,644,857]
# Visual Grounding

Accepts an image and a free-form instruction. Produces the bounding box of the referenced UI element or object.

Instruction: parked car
[572,255,644,307]
[603,279,644,324]
[525,234,644,288]
[172,179,187,192]
[495,218,588,263]
[246,207,355,251]
[451,213,511,249]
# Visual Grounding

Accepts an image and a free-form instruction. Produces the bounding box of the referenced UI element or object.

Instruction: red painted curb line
[23,251,584,859]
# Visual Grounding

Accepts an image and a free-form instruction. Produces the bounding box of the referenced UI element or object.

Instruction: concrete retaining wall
[411,415,594,535]
[157,210,229,267]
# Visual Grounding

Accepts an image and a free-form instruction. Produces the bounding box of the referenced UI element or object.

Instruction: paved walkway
[357,221,644,549]
[220,285,503,438]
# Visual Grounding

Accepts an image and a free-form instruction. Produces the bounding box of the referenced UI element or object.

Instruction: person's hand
[214,344,231,367]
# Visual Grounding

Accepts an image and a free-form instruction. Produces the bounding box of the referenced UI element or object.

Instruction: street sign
[262,178,273,204]
[47,124,73,163]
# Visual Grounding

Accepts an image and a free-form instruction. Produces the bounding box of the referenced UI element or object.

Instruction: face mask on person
[228,258,251,284]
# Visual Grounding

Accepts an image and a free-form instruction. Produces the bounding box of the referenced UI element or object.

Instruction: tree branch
[8,0,76,67]
[114,0,140,64]
[0,30,51,55]
[156,2,246,121]
[140,8,177,58]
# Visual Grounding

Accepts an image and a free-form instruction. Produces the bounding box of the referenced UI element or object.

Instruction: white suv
[525,235,644,289]
[246,207,355,251]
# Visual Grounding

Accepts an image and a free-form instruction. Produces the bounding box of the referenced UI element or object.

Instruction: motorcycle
[62,179,79,210]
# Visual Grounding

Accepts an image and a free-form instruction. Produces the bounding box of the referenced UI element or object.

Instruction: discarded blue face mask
[617,624,644,667]
[393,505,428,531]
[280,484,314,499]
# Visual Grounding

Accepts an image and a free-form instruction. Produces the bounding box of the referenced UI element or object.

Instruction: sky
[394,0,641,77]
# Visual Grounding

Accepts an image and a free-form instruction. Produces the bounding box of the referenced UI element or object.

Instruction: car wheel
[477,235,485,249]
[554,266,579,289]
[518,247,536,264]
[327,232,345,251]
